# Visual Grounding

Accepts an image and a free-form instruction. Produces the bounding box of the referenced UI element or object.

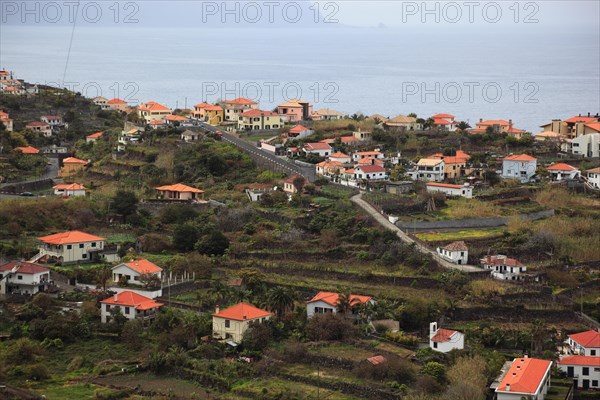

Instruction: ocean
[1,23,599,133]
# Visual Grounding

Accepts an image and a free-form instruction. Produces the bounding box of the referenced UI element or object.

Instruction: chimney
[243,315,247,320]
[517,365,521,370]
[509,119,513,129]
[588,112,590,117]
[506,384,510,391]
[114,293,118,301]
[512,373,517,377]
[215,305,220,313]
[479,118,483,123]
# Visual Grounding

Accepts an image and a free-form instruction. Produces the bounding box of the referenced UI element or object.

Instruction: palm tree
[355,301,375,324]
[335,291,354,316]
[266,286,298,319]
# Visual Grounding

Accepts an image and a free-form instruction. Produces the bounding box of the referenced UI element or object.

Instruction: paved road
[351,192,482,273]
[0,158,59,189]
[197,122,316,182]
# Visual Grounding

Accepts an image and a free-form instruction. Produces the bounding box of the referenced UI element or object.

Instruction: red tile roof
[37,230,106,245]
[204,105,223,111]
[0,261,49,274]
[432,113,455,119]
[307,291,372,307]
[427,182,463,189]
[53,183,85,191]
[212,302,272,321]
[194,102,212,109]
[15,146,40,154]
[558,356,600,366]
[584,122,600,132]
[481,255,524,267]
[63,157,88,165]
[478,119,510,126]
[240,109,278,117]
[164,115,189,121]
[107,98,127,104]
[568,330,600,348]
[317,161,343,167]
[503,154,537,162]
[367,355,386,365]
[356,151,382,156]
[305,142,332,151]
[433,118,453,125]
[101,290,163,310]
[546,163,578,171]
[431,328,458,342]
[289,125,309,134]
[138,101,171,112]
[496,358,552,395]
[221,98,257,105]
[443,241,468,251]
[121,259,162,274]
[86,132,103,139]
[329,152,350,158]
[26,121,50,127]
[564,116,597,124]
[155,183,204,193]
[357,165,385,173]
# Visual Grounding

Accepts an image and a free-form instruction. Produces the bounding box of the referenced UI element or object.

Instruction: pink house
[277,100,313,122]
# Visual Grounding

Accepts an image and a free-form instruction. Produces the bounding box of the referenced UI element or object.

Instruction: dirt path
[351,192,482,273]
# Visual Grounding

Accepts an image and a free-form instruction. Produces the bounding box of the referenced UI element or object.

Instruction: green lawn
[415,228,505,242]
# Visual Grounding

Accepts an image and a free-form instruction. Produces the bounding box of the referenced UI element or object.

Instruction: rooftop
[119,259,162,274]
[0,261,49,274]
[495,358,552,395]
[212,302,272,321]
[37,230,106,245]
[100,291,163,310]
[155,183,204,193]
[568,330,600,348]
[307,291,372,307]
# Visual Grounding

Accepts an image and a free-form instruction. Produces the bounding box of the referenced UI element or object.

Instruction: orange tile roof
[53,183,85,191]
[15,146,40,154]
[240,109,278,117]
[138,101,171,112]
[37,230,105,245]
[344,168,355,174]
[194,102,212,109]
[478,119,510,126]
[427,182,463,189]
[317,161,343,167]
[107,98,127,104]
[443,156,468,164]
[443,241,468,251]
[546,163,578,171]
[433,118,453,125]
[329,152,350,158]
[155,183,204,193]
[212,302,272,321]
[149,119,165,125]
[356,151,383,156]
[164,115,189,121]
[221,97,257,105]
[26,121,50,127]
[503,154,537,162]
[0,261,49,274]
[357,157,383,164]
[506,127,525,133]
[587,167,600,174]
[367,355,386,365]
[568,330,600,348]
[305,142,332,151]
[558,356,600,366]
[481,255,524,268]
[564,116,597,123]
[307,291,372,307]
[496,358,552,395]
[584,122,600,132]
[101,290,163,310]
[357,165,385,173]
[432,113,455,119]
[289,125,309,134]
[204,105,223,111]
[63,157,88,165]
[86,132,103,139]
[431,328,458,342]
[121,259,162,274]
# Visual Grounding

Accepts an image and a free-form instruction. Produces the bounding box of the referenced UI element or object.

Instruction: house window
[17,275,23,280]
[106,304,110,311]
[91,242,96,247]
[124,307,130,314]
[79,243,84,249]
[583,367,589,375]
[67,244,72,250]
[82,254,87,259]
[591,350,596,356]
[433,342,438,348]
[592,380,598,387]
[225,320,230,328]
[134,276,139,281]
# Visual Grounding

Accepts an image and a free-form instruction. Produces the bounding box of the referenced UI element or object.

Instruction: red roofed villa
[567,330,600,356]
[306,291,375,318]
[60,157,89,176]
[212,302,273,343]
[429,322,464,353]
[15,146,40,154]
[501,154,537,183]
[86,132,103,143]
[155,183,205,202]
[112,259,163,286]
[53,183,86,197]
[546,163,580,181]
[558,355,600,389]
[0,261,50,295]
[494,357,552,400]
[35,230,107,264]
[100,291,163,323]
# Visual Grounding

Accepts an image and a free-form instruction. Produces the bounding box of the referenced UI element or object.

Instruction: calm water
[1,24,599,132]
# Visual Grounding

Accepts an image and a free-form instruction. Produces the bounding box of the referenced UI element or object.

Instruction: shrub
[306,313,357,341]
[26,363,50,380]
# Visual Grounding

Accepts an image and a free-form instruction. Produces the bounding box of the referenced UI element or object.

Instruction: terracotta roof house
[546,163,580,181]
[26,121,52,136]
[567,330,600,356]
[385,115,422,130]
[306,291,375,318]
[557,356,600,390]
[303,142,332,157]
[471,119,525,137]
[276,99,313,122]
[329,152,351,163]
[14,146,40,154]
[436,241,469,264]
[287,125,313,138]
[481,255,528,281]
[112,259,162,286]
[283,175,306,194]
[429,322,464,353]
[310,108,347,121]
[86,132,103,143]
[501,154,537,183]
[316,160,344,177]
[0,262,50,295]
[53,183,86,197]
[105,98,129,111]
[212,302,273,343]
[100,291,163,323]
[155,183,205,202]
[35,230,107,264]
[238,109,283,131]
[60,157,89,177]
[494,357,552,400]
[137,101,172,122]
[219,98,259,122]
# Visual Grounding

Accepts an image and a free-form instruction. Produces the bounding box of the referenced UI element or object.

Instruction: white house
[212,302,273,343]
[53,183,86,197]
[586,167,600,189]
[155,183,205,202]
[566,330,600,356]
[329,152,351,164]
[557,356,600,390]
[546,163,580,181]
[495,357,552,400]
[354,165,387,182]
[303,142,332,157]
[426,182,473,198]
[429,322,464,353]
[283,175,305,194]
[100,291,163,323]
[571,133,600,158]
[502,154,538,183]
[316,161,344,177]
[35,230,107,264]
[306,291,375,319]
[86,132,103,143]
[181,130,201,142]
[352,151,385,163]
[0,262,50,295]
[480,255,527,281]
[436,241,468,265]
[410,158,445,182]
[112,259,162,286]
[41,115,65,130]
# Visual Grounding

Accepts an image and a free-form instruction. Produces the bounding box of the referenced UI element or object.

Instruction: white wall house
[546,163,580,181]
[0,262,50,295]
[571,133,600,158]
[303,142,332,157]
[352,151,384,162]
[410,158,445,182]
[481,255,527,281]
[586,167,600,189]
[429,322,464,353]
[354,165,388,181]
[558,356,600,390]
[306,291,375,319]
[212,302,273,343]
[502,154,538,183]
[495,357,552,400]
[35,231,107,264]
[329,152,351,164]
[53,183,86,197]
[426,182,473,198]
[112,259,162,286]
[100,291,163,323]
[566,330,600,357]
[436,241,468,265]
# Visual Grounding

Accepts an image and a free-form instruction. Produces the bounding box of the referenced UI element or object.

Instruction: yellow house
[60,157,88,176]
[212,302,273,343]
[219,98,259,122]
[192,103,224,124]
[137,101,172,123]
[238,109,283,131]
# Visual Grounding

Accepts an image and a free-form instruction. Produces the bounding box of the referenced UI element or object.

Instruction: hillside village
[0,70,599,400]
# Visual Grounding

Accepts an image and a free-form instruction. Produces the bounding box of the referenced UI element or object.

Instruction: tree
[420,362,446,383]
[292,176,305,193]
[445,355,488,400]
[139,273,161,289]
[195,229,229,256]
[335,291,354,315]
[172,223,199,252]
[266,286,298,319]
[110,190,138,222]
[242,320,274,351]
[457,121,470,132]
[306,313,357,341]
